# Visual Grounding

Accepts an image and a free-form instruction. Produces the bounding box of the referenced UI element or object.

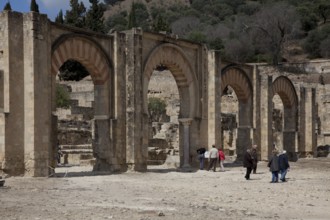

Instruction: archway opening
[221,86,238,160]
[272,94,284,151]
[54,59,95,173]
[147,66,180,170]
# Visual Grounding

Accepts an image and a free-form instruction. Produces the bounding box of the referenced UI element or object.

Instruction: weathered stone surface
[0,10,329,176]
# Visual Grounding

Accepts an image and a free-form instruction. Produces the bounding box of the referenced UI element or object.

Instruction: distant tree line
[103,0,330,64]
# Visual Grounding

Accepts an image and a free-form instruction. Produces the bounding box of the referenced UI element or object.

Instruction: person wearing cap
[279,150,290,182]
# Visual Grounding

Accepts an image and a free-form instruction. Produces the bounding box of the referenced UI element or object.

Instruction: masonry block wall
[0,10,329,176]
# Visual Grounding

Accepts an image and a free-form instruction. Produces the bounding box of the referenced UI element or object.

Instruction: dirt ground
[1,157,330,220]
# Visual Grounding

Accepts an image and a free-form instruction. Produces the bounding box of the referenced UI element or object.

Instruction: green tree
[316,1,330,24]
[127,2,150,30]
[65,0,86,28]
[105,11,128,32]
[246,3,300,65]
[55,10,64,24]
[127,2,137,29]
[148,97,167,122]
[187,31,207,44]
[3,1,12,11]
[85,0,106,33]
[152,14,171,33]
[56,85,71,109]
[304,24,330,58]
[30,0,39,13]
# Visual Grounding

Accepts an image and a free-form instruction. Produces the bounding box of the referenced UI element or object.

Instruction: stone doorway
[50,35,112,174]
[147,69,180,169]
[221,66,253,161]
[272,94,284,151]
[221,86,238,158]
[271,76,298,160]
[55,62,95,168]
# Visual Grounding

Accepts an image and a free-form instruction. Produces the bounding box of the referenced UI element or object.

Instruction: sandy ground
[0,157,330,220]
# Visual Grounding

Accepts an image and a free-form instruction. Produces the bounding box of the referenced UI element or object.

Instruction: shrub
[148,97,167,122]
[56,84,71,109]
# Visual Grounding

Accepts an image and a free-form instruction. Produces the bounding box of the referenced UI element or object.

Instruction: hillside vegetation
[104,0,330,64]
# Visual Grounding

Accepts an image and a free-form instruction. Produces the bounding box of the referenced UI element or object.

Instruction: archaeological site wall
[0,10,329,176]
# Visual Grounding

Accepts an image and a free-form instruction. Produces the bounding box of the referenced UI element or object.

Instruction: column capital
[178,118,193,126]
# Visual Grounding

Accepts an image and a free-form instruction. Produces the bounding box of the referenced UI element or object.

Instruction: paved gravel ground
[0,158,329,220]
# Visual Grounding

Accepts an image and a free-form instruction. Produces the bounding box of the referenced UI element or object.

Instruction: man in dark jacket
[279,150,290,182]
[251,144,258,174]
[268,149,280,183]
[243,149,253,180]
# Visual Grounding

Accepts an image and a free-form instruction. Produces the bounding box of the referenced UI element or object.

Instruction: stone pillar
[0,11,25,175]
[125,28,146,171]
[179,118,193,168]
[283,130,297,160]
[236,126,252,160]
[23,12,52,176]
[207,51,221,148]
[299,86,316,157]
[92,82,113,171]
[259,74,273,160]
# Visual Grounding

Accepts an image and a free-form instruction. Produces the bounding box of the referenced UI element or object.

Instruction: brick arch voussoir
[143,43,198,117]
[221,68,252,102]
[51,36,111,85]
[272,76,297,108]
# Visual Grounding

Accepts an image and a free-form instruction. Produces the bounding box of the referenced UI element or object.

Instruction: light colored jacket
[209,148,218,159]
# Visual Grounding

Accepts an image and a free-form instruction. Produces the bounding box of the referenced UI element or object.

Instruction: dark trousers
[253,163,257,173]
[245,167,252,180]
[199,156,205,170]
[208,158,217,171]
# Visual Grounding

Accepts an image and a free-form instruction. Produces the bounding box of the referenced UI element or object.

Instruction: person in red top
[218,148,225,172]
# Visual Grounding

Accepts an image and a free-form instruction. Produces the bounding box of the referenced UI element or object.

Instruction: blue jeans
[280,169,287,181]
[272,171,279,182]
[199,155,205,170]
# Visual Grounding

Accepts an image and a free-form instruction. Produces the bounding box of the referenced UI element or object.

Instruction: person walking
[251,144,258,174]
[279,150,290,182]
[243,149,253,180]
[268,149,280,183]
[196,147,206,170]
[218,148,225,172]
[207,145,218,172]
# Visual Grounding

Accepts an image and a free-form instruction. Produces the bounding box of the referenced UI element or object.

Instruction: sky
[0,0,99,21]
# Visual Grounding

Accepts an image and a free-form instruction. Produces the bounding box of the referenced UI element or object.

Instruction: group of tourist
[196,145,225,172]
[197,144,290,183]
[267,148,290,182]
[243,145,290,182]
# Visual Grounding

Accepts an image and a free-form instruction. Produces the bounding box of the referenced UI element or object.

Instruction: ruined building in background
[0,11,329,176]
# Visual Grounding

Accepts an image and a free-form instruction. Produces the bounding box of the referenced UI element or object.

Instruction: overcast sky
[0,0,101,21]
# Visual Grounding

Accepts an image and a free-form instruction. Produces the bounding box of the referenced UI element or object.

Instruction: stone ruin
[55,76,95,166]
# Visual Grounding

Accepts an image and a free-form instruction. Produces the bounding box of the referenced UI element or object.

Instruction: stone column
[23,13,52,177]
[299,86,316,157]
[179,118,193,168]
[0,11,25,175]
[125,28,146,171]
[207,51,221,148]
[259,74,273,160]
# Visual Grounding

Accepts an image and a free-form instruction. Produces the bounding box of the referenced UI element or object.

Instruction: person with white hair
[279,150,290,182]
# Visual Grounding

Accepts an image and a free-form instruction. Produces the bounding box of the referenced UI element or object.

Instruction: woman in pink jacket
[218,148,225,172]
